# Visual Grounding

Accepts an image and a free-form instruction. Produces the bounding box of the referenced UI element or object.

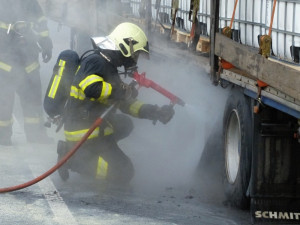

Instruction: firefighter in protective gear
[0,0,53,145]
[56,22,175,184]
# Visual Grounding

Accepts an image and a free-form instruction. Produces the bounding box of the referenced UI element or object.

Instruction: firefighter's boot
[57,140,70,181]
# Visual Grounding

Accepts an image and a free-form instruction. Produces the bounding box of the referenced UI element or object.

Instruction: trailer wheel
[223,87,252,209]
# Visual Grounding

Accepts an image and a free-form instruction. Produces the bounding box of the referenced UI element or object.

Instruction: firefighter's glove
[38,36,53,63]
[139,104,175,124]
[156,105,175,124]
[112,82,138,101]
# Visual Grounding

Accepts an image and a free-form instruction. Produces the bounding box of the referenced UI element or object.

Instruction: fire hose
[0,104,116,193]
[0,70,185,193]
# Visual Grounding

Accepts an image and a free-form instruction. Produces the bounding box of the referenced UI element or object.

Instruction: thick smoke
[120,52,229,193]
[12,1,230,198]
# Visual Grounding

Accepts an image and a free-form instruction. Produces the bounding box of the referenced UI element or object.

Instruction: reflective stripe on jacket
[0,60,39,73]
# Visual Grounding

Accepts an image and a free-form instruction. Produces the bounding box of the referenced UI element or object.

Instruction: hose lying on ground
[0,104,116,193]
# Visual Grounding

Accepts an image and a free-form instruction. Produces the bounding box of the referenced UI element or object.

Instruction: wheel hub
[225,109,241,184]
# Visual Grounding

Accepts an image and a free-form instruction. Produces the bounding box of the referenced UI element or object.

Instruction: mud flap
[250,109,300,224]
[251,198,300,224]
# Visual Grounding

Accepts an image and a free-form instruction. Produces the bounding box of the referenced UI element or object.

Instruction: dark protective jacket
[64,52,147,142]
[0,0,52,142]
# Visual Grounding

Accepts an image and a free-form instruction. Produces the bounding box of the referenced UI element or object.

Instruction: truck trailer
[208,1,300,224]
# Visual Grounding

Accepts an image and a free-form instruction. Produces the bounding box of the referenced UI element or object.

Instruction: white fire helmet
[91,22,149,60]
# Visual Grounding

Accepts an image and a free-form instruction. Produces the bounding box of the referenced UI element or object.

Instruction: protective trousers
[68,135,134,184]
[65,114,135,185]
[0,41,45,143]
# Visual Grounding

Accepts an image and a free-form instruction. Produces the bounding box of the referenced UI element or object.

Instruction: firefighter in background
[0,0,53,145]
[55,22,175,185]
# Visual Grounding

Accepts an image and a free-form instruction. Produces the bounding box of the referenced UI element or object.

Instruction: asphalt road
[0,140,251,225]
[0,20,252,225]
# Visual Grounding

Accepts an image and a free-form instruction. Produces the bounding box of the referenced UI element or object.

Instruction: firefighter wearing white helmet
[55,22,174,184]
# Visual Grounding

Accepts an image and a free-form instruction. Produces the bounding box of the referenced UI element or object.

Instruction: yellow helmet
[108,22,149,58]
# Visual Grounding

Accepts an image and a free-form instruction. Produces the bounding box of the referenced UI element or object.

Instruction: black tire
[194,117,225,204]
[222,87,252,209]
